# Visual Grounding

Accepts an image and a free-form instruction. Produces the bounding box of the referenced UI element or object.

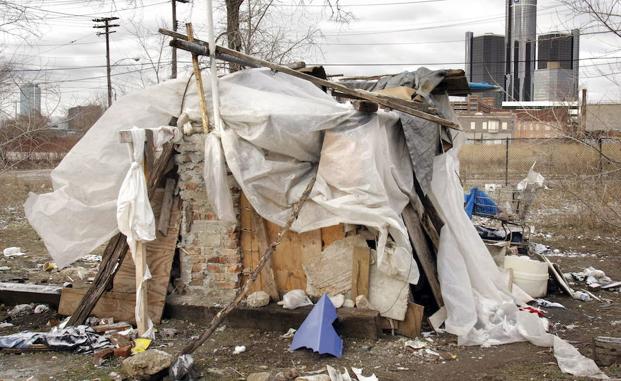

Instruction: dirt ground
[1,171,620,380]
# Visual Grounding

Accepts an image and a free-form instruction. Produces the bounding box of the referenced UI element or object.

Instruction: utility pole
[171,0,189,79]
[93,17,119,108]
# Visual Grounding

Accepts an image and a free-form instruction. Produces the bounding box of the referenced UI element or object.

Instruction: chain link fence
[459,137,621,185]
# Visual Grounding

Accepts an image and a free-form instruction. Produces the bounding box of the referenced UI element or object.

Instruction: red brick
[113,345,132,358]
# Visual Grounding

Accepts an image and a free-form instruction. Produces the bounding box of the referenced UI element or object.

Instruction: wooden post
[505,137,509,186]
[134,241,149,335]
[186,23,210,132]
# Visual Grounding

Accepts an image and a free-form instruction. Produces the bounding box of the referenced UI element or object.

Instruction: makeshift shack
[21,30,606,379]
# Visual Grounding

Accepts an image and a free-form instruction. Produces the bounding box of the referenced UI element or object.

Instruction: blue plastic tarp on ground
[464,187,498,218]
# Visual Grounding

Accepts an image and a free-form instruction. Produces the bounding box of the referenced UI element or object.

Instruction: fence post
[598,137,603,176]
[505,137,509,186]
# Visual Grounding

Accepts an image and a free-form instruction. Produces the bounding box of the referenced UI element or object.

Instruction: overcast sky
[3,0,621,116]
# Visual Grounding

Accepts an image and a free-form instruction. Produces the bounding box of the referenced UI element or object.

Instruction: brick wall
[175,132,242,305]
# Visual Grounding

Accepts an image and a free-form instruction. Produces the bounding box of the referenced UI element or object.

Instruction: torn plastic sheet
[25,70,419,294]
[430,133,607,379]
[203,133,235,223]
[0,325,112,353]
[24,79,185,268]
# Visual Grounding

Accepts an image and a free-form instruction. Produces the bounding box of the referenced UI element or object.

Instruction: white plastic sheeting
[116,127,155,338]
[430,134,607,378]
[24,69,419,295]
[207,69,419,286]
[24,79,186,268]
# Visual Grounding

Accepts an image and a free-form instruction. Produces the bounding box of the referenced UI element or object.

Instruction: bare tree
[0,1,40,39]
[127,19,170,86]
[561,0,621,38]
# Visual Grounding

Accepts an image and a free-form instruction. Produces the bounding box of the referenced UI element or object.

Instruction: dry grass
[459,141,621,181]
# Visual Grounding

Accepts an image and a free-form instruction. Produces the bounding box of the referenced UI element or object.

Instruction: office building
[505,0,537,102]
[465,32,506,107]
[533,30,580,101]
[19,82,42,117]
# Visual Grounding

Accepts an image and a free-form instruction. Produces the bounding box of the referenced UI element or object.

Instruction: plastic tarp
[464,187,498,218]
[430,133,607,378]
[24,69,419,297]
[189,69,420,287]
[24,79,186,268]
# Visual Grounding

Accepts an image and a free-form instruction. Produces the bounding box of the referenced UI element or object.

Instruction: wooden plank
[351,246,370,299]
[157,178,176,235]
[160,28,460,131]
[143,129,155,179]
[402,203,444,308]
[267,224,322,294]
[59,288,163,324]
[240,194,279,300]
[252,211,280,300]
[321,224,345,248]
[112,196,182,322]
[397,302,424,338]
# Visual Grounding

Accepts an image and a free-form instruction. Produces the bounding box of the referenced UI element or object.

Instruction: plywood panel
[110,191,181,323]
[321,225,345,248]
[240,195,278,299]
[59,287,162,324]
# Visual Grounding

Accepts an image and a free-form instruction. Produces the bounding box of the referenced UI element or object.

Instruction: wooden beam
[402,204,444,308]
[159,28,460,131]
[186,23,209,133]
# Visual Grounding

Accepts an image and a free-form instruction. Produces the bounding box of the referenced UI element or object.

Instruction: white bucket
[504,256,549,298]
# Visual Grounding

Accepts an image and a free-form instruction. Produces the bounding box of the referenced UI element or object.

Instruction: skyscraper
[19,82,42,117]
[505,0,537,102]
[533,30,580,101]
[465,32,506,106]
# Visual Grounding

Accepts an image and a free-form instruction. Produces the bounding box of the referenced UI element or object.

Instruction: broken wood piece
[159,28,460,131]
[351,100,378,113]
[402,204,444,308]
[59,288,164,324]
[157,178,176,235]
[593,336,621,367]
[351,246,370,299]
[397,302,424,338]
[91,322,132,334]
[186,23,209,133]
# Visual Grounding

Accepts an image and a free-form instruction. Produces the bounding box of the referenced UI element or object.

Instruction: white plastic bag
[278,289,313,310]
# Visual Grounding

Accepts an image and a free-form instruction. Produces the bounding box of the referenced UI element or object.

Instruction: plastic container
[504,255,549,298]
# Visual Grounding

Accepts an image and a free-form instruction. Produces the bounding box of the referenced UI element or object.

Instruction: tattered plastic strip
[116,127,156,338]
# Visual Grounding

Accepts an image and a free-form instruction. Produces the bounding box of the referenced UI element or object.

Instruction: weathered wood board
[59,190,182,324]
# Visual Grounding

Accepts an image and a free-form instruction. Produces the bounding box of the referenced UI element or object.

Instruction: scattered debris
[247,291,270,308]
[0,266,11,271]
[0,325,112,353]
[342,299,355,308]
[278,289,313,310]
[8,304,33,318]
[131,337,152,354]
[351,367,379,381]
[122,349,172,379]
[404,338,428,350]
[3,247,25,257]
[233,345,246,354]
[329,294,345,309]
[159,327,177,339]
[0,322,14,328]
[42,262,57,272]
[247,372,271,381]
[33,304,50,314]
[534,299,565,309]
[281,328,297,339]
